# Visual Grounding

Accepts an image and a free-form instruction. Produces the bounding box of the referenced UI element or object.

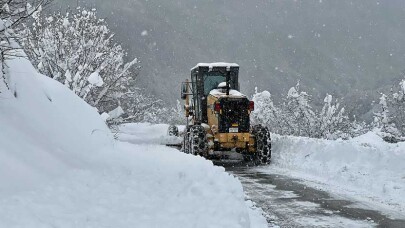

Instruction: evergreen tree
[315,94,352,139]
[373,93,401,142]
[390,79,405,136]
[251,88,281,133]
[281,82,315,137]
[252,83,362,139]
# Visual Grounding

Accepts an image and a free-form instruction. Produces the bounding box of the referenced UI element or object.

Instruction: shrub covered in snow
[252,82,360,140]
[0,0,49,90]
[162,100,187,125]
[281,83,316,136]
[102,90,185,127]
[21,8,139,108]
[373,78,405,142]
[252,78,404,142]
[19,7,169,124]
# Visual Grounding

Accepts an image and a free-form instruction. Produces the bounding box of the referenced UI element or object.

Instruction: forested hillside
[54,0,405,118]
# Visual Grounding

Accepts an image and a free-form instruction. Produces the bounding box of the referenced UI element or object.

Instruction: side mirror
[181,83,187,100]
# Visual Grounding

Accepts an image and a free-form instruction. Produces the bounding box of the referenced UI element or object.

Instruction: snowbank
[119,122,183,145]
[0,54,266,227]
[0,53,112,197]
[262,132,405,217]
[119,123,268,228]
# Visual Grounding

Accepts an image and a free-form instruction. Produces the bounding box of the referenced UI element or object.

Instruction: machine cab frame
[189,63,240,124]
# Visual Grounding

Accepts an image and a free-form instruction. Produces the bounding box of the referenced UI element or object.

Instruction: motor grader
[175,62,271,163]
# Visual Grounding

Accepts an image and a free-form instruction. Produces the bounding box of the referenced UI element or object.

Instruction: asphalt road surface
[221,162,405,228]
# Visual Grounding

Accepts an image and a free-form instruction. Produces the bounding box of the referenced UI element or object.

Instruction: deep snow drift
[0,53,113,197]
[261,133,405,218]
[118,123,268,228]
[0,54,266,227]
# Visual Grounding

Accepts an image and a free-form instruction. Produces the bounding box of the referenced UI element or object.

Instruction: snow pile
[108,105,125,119]
[0,54,112,197]
[0,54,266,227]
[118,123,267,228]
[210,88,246,97]
[263,132,405,216]
[87,70,104,87]
[119,122,183,145]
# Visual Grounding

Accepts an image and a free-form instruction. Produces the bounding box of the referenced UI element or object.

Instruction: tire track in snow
[226,166,405,228]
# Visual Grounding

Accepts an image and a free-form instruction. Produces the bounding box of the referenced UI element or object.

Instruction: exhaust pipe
[226,71,230,96]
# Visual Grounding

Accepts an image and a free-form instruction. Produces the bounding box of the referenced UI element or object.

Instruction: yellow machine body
[205,92,256,154]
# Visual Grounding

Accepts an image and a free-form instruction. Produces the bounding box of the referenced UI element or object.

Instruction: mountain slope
[55,0,405,110]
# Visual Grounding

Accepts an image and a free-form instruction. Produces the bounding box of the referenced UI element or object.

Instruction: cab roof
[209,89,246,99]
[191,62,239,71]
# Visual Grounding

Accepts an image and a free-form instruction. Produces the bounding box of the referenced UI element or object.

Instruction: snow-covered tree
[374,94,390,128]
[0,0,49,91]
[390,79,405,135]
[120,88,165,123]
[164,100,186,125]
[280,82,316,137]
[251,88,282,133]
[373,77,405,142]
[252,83,362,140]
[350,119,369,138]
[95,86,185,127]
[20,7,140,116]
[373,93,402,142]
[314,94,352,139]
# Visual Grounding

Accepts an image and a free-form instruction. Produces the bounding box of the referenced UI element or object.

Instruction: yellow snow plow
[176,63,271,163]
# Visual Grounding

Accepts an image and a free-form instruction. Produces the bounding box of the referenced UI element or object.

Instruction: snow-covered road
[227,165,405,228]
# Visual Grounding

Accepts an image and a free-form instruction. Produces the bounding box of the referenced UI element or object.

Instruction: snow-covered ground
[0,54,267,227]
[118,123,268,228]
[118,123,183,145]
[260,133,405,219]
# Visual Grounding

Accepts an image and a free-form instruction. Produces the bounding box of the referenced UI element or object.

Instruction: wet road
[222,163,405,228]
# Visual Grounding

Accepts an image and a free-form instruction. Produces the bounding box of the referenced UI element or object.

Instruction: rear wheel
[252,125,271,164]
[168,125,179,137]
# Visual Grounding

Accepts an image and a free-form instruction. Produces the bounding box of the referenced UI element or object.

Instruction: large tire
[252,125,271,164]
[167,125,179,137]
[189,125,208,156]
[182,126,191,153]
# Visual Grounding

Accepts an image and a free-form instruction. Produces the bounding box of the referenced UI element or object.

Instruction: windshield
[203,73,226,95]
[203,72,239,95]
